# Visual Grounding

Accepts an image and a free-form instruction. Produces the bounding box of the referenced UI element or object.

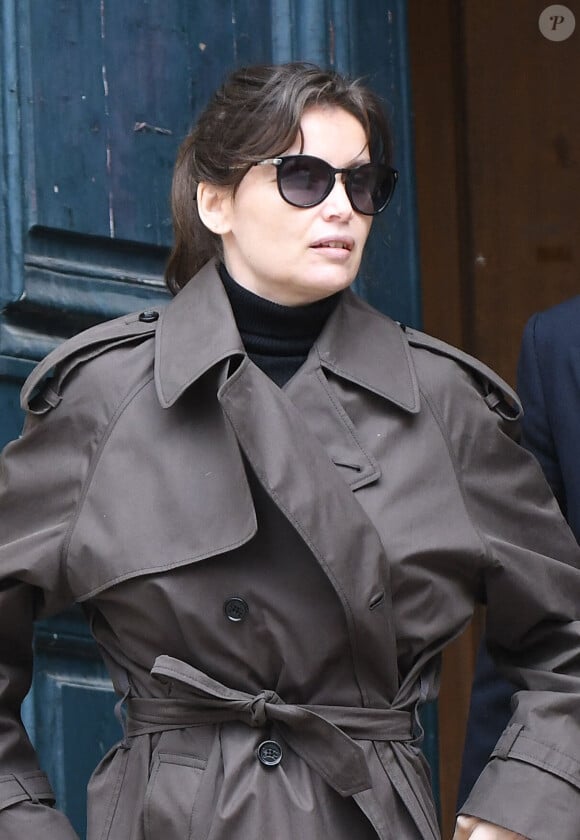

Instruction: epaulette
[21,307,161,414]
[400,324,522,422]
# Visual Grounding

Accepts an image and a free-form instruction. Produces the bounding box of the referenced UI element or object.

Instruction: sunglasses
[255,154,398,216]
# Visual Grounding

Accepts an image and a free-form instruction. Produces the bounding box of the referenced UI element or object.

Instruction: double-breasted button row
[221,601,282,770]
[223,596,249,622]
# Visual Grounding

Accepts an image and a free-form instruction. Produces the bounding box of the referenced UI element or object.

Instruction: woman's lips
[311,237,354,250]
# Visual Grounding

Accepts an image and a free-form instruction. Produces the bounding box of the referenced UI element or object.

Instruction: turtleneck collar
[218,262,341,387]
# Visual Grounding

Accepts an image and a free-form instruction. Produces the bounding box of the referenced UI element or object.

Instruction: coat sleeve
[456,640,513,808]
[420,358,580,840]
[457,312,568,807]
[0,376,103,838]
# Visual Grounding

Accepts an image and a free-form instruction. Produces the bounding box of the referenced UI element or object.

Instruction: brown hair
[164,62,394,295]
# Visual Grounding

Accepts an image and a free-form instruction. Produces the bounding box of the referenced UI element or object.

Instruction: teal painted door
[0,2,432,835]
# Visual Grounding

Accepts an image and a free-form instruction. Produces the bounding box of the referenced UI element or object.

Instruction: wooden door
[408,0,580,833]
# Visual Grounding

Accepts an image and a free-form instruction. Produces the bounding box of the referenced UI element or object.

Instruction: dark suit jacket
[458,296,580,806]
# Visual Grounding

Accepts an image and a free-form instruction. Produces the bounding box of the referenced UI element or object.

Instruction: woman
[0,62,579,840]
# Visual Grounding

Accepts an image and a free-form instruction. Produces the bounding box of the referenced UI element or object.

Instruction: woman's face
[215,106,374,306]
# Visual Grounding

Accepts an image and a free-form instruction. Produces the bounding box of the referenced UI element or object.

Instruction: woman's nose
[321,175,354,219]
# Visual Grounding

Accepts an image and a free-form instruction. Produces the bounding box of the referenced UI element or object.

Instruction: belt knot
[248,689,278,727]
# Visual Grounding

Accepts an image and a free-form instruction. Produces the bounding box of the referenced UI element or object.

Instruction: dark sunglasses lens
[278,157,332,207]
[348,164,396,215]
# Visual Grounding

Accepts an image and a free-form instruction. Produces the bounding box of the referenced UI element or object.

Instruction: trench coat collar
[155,261,245,407]
[154,260,420,413]
[315,290,420,413]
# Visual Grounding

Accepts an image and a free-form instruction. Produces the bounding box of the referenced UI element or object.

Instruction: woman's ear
[197,182,233,235]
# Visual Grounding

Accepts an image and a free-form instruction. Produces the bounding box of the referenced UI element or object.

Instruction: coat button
[224,596,249,622]
[257,740,283,767]
[138,309,159,323]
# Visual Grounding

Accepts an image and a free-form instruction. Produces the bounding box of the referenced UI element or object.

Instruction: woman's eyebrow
[344,144,371,167]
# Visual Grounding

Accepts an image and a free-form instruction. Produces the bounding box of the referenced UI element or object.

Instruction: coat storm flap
[2,262,580,840]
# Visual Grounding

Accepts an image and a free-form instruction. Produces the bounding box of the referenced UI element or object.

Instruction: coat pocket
[143,752,206,840]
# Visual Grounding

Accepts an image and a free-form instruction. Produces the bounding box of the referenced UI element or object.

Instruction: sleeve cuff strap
[0,772,55,811]
[492,724,580,790]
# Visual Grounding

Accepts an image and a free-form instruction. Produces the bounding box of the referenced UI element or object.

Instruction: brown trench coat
[2,261,580,840]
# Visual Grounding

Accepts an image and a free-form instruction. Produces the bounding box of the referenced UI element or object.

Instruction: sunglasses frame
[255,154,398,216]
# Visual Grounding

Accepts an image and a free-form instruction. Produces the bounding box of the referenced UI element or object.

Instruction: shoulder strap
[21,308,161,413]
[402,325,522,421]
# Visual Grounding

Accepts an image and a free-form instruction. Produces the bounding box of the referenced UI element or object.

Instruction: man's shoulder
[528,295,580,344]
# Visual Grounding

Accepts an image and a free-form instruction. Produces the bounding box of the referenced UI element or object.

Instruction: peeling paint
[100,1,114,238]
[109,191,115,238]
[100,0,108,109]
[101,65,109,104]
[133,122,172,136]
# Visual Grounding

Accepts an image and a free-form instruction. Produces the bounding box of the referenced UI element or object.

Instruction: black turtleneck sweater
[219,263,341,388]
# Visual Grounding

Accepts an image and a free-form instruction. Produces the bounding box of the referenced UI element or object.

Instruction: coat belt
[123,655,413,798]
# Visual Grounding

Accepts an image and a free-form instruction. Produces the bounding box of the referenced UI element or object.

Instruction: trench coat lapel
[218,360,400,704]
[284,288,420,491]
[283,361,381,491]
